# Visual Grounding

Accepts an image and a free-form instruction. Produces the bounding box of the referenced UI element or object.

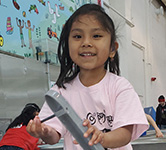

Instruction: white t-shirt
[39,72,149,150]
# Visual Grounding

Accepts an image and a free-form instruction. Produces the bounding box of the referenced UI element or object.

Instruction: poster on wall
[0,0,103,64]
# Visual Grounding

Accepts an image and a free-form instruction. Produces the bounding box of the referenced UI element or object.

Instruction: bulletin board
[0,0,103,64]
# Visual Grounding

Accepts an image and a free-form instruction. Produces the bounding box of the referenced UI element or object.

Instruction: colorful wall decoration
[0,0,103,64]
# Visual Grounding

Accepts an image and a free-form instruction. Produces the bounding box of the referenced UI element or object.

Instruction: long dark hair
[6,103,40,131]
[56,4,120,88]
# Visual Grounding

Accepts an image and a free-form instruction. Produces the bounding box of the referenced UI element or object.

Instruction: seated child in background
[0,103,41,150]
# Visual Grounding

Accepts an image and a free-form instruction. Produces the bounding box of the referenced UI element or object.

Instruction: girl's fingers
[82,119,104,146]
[94,131,104,144]
[83,119,91,127]
[26,116,43,138]
[88,128,103,145]
[26,119,33,133]
[73,139,79,144]
[34,116,43,133]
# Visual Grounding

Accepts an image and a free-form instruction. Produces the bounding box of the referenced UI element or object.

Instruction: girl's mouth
[80,53,96,56]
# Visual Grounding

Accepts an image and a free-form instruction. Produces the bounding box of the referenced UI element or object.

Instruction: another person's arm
[146,114,164,138]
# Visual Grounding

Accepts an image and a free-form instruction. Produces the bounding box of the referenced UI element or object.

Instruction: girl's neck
[79,69,106,87]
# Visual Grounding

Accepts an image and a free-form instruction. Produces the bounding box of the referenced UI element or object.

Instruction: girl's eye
[93,34,102,38]
[73,35,81,39]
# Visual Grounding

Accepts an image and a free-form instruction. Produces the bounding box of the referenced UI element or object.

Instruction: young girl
[26,4,149,150]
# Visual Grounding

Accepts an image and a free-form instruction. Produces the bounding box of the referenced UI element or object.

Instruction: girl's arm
[101,125,133,148]
[82,119,133,148]
[146,114,164,138]
[26,116,61,145]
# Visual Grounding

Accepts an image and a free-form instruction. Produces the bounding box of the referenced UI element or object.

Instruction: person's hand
[79,119,104,146]
[26,116,51,139]
[156,129,164,138]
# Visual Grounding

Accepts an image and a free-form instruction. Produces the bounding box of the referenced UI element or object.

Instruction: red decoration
[151,77,156,81]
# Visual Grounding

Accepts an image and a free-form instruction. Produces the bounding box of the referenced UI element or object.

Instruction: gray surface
[132,130,166,150]
[39,145,63,150]
[0,53,49,119]
[132,143,166,150]
[38,139,64,150]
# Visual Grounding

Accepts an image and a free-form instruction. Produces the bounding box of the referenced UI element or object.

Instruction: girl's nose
[81,43,92,47]
[81,37,93,48]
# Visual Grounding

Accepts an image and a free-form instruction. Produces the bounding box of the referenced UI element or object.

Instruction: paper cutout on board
[48,2,60,24]
[16,18,26,48]
[29,5,39,14]
[12,0,20,10]
[48,1,54,14]
[0,35,4,47]
[47,25,59,41]
[22,11,26,17]
[59,3,64,10]
[25,20,35,49]
[38,0,46,6]
[6,17,14,35]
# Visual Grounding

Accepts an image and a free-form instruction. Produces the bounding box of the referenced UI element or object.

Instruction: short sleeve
[111,77,149,141]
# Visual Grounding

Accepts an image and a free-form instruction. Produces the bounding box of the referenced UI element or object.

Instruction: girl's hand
[26,116,51,139]
[83,119,104,146]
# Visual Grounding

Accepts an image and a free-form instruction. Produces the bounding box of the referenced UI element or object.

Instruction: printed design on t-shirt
[86,110,113,127]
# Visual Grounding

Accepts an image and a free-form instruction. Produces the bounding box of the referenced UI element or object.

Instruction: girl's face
[69,14,115,73]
